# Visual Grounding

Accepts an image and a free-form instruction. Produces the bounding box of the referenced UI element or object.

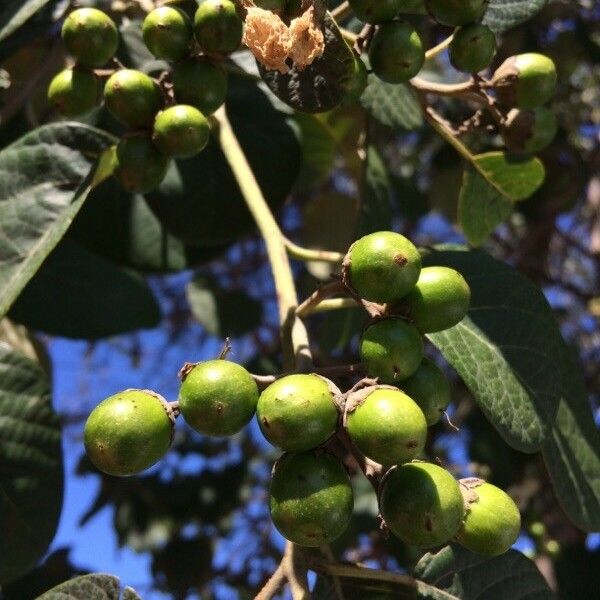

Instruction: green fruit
[142,6,193,61]
[346,387,427,465]
[113,135,170,193]
[61,8,119,67]
[492,53,557,109]
[380,462,464,547]
[345,56,369,101]
[456,479,521,556]
[270,451,353,546]
[47,68,100,116]
[348,0,402,24]
[84,389,174,476]
[369,22,425,84]
[360,318,424,383]
[403,266,470,333]
[153,105,210,158]
[502,107,557,154]
[425,0,488,26]
[256,374,338,452]
[178,360,259,436]
[346,231,422,303]
[194,0,243,55]
[399,358,451,425]
[104,69,162,129]
[449,24,496,73]
[172,58,228,115]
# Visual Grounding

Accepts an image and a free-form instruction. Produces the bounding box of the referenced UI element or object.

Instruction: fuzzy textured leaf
[484,0,548,34]
[36,573,140,599]
[0,0,52,42]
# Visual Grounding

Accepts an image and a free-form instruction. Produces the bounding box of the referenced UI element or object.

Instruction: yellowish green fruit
[194,0,243,55]
[47,68,100,116]
[172,58,228,115]
[425,0,488,26]
[153,105,210,158]
[142,6,193,61]
[113,135,170,193]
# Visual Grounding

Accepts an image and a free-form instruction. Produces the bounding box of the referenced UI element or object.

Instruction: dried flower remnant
[288,7,325,69]
[243,7,291,73]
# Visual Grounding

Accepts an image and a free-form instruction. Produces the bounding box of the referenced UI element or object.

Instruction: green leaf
[397,0,427,14]
[542,341,600,532]
[415,545,553,599]
[0,0,52,43]
[9,240,161,339]
[258,12,356,113]
[186,275,263,338]
[360,76,423,130]
[0,343,63,584]
[358,146,393,235]
[36,573,138,599]
[473,152,545,201]
[458,167,513,246]
[0,123,115,320]
[484,0,549,34]
[423,246,562,452]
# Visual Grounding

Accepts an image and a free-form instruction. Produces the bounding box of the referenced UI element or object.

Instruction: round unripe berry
[369,22,425,84]
[345,231,422,304]
[399,358,451,425]
[502,107,557,154]
[456,479,521,556]
[403,266,470,333]
[425,0,488,27]
[142,6,193,61]
[194,0,243,55]
[346,386,427,466]
[380,462,464,547]
[113,135,170,194]
[178,360,259,436]
[348,0,402,25]
[47,68,100,116]
[492,53,557,109]
[270,451,353,546]
[153,105,210,158]
[449,24,496,73]
[61,8,119,67]
[256,374,338,452]
[84,389,174,476]
[360,318,424,383]
[104,69,162,129]
[345,56,368,102]
[172,58,228,116]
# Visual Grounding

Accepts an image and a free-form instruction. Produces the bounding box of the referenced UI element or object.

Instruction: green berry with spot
[403,266,470,333]
[449,24,496,73]
[492,53,557,109]
[399,358,451,425]
[425,0,488,27]
[348,0,402,24]
[270,451,353,546]
[153,105,210,158]
[84,389,174,477]
[380,462,464,547]
[113,135,170,193]
[178,360,259,436]
[346,386,427,466]
[194,0,243,55]
[61,8,119,67]
[456,479,521,556]
[104,69,162,129]
[142,6,193,61]
[345,231,422,304]
[47,68,100,116]
[502,107,557,154]
[257,374,338,452]
[360,318,424,383]
[369,21,425,84]
[172,58,228,115]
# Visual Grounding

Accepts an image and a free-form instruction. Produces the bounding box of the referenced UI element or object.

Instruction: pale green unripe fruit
[153,105,210,158]
[47,68,100,116]
[425,0,488,27]
[142,6,193,61]
[502,107,557,154]
[449,24,496,73]
[194,0,243,55]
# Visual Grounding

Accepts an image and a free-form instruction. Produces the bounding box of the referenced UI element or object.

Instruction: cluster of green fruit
[84,230,521,557]
[47,3,243,192]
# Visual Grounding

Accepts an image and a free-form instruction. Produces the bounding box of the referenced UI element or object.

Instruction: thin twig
[284,236,345,264]
[425,33,455,61]
[331,0,350,20]
[296,280,349,318]
[254,555,288,600]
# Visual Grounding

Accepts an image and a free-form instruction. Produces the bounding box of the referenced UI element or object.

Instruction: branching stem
[283,236,345,264]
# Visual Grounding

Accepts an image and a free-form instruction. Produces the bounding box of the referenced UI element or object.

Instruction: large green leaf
[0,0,52,42]
[36,573,141,600]
[0,342,63,584]
[9,240,161,339]
[415,546,552,599]
[542,342,600,532]
[0,123,115,319]
[423,246,562,452]
[458,167,513,246]
[484,0,549,34]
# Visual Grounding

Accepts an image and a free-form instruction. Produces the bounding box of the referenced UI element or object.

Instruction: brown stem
[296,280,349,318]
